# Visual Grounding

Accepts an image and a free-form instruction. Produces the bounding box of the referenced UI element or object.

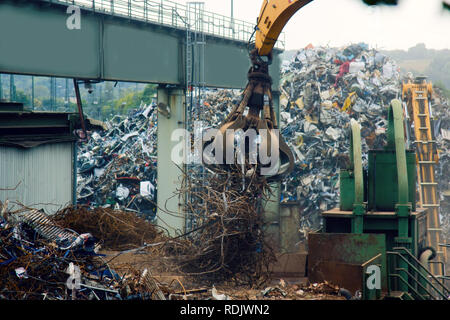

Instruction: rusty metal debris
[0,203,167,300]
[53,205,163,251]
[76,104,158,220]
[0,200,347,300]
[165,164,277,286]
[433,86,450,244]
[0,206,113,300]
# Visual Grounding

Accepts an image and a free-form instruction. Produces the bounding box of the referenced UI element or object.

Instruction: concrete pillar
[157,86,186,236]
[280,203,302,253]
[263,183,281,252]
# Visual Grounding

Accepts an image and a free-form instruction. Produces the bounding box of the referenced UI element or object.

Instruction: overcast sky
[178,0,450,51]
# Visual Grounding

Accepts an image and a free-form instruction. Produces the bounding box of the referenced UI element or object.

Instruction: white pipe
[419,248,434,266]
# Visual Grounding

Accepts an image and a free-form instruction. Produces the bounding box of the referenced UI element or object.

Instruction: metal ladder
[186,1,206,124]
[402,78,446,277]
[185,2,206,233]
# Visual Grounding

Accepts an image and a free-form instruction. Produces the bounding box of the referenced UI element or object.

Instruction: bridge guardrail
[43,0,285,49]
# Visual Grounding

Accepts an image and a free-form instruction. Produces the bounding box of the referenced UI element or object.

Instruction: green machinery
[308,100,449,300]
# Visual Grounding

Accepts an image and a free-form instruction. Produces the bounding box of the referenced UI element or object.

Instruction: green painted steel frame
[325,99,434,299]
[308,232,388,299]
[350,119,365,233]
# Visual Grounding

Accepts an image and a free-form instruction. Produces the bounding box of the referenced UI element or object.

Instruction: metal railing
[387,247,449,300]
[40,0,285,49]
[388,273,423,300]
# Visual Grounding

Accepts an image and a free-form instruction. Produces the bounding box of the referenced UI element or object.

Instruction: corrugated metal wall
[0,142,74,214]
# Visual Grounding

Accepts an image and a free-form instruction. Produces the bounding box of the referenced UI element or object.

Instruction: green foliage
[80,83,157,120]
[2,76,157,121]
[100,105,113,119]
[113,90,140,113]
[34,85,50,98]
[141,84,157,105]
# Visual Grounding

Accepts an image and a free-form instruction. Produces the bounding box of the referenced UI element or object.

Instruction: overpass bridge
[0,0,283,236]
[0,0,283,88]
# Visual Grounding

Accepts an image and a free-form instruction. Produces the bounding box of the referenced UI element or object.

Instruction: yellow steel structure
[255,0,313,56]
[402,77,447,278]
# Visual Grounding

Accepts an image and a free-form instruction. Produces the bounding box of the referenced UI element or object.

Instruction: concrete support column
[157,86,186,237]
[263,183,281,253]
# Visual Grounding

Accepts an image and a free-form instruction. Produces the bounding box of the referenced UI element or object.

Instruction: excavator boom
[255,0,313,56]
[204,0,313,180]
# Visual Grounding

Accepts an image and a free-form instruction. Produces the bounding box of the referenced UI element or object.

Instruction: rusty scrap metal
[53,205,163,250]
[163,163,277,286]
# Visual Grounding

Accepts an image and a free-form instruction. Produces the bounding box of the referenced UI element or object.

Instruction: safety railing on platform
[387,247,449,300]
[40,0,285,49]
[434,243,450,282]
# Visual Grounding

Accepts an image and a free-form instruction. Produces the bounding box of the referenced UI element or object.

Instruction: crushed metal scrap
[76,103,158,220]
[432,86,450,244]
[0,203,168,300]
[278,43,400,233]
[184,43,450,245]
[279,43,449,243]
[62,43,450,297]
[0,203,342,300]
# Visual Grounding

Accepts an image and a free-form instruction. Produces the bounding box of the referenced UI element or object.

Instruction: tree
[104,82,114,102]
[34,85,49,99]
[101,105,113,118]
[140,84,157,105]
[113,90,141,114]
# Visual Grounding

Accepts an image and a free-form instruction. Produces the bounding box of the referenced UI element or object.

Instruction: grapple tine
[202,46,295,181]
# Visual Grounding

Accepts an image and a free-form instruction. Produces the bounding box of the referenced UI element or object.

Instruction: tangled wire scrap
[0,218,111,300]
[0,202,172,300]
[53,206,163,251]
[165,163,277,286]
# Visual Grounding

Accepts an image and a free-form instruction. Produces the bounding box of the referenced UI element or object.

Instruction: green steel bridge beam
[0,0,281,90]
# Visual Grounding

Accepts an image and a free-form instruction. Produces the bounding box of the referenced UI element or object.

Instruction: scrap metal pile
[77,104,158,220]
[278,44,450,239]
[74,91,276,285]
[432,87,450,242]
[69,44,449,288]
[53,205,163,250]
[0,203,168,300]
[0,200,348,300]
[278,44,402,231]
[170,44,404,236]
[170,164,276,285]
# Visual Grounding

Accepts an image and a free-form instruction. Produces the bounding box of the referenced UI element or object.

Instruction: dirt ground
[98,249,345,300]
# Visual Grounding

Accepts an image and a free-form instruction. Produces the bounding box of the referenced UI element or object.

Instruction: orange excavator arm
[255,0,313,56]
[204,0,313,180]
